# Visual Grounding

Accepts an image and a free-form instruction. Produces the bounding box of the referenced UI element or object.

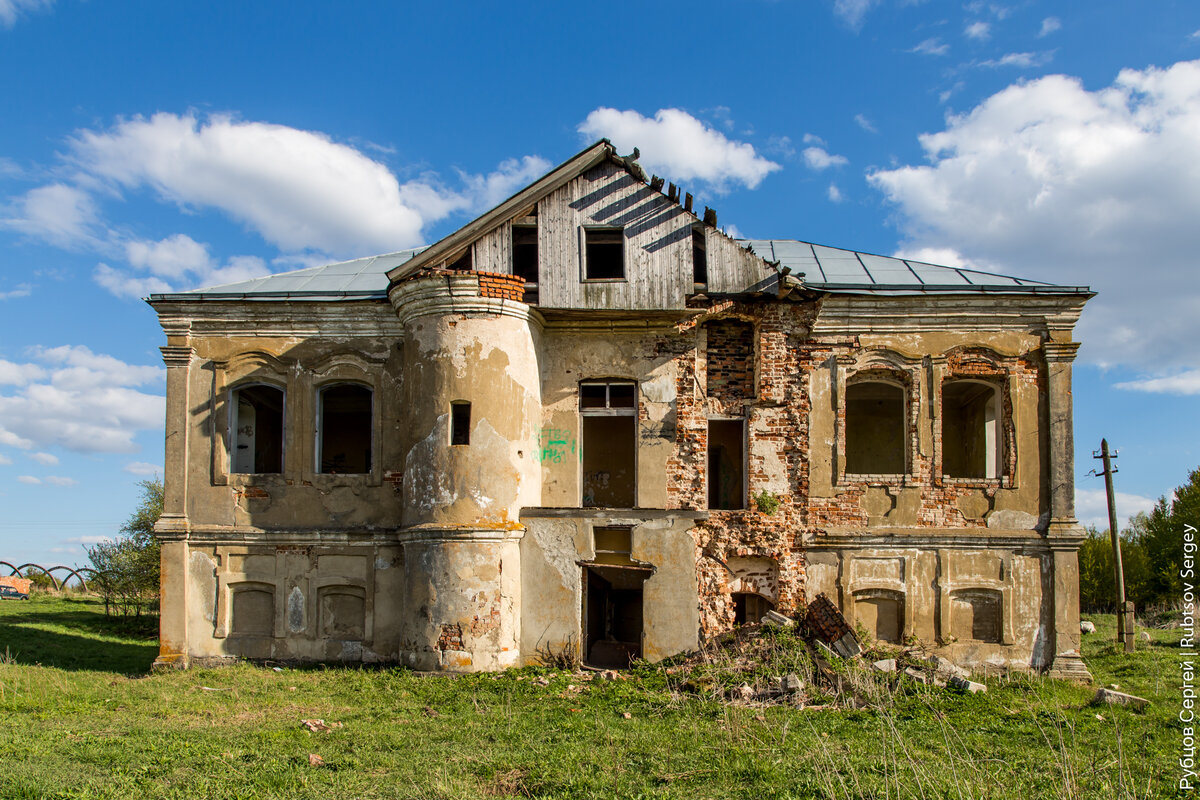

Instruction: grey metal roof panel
[149,248,427,301]
[739,239,1087,294]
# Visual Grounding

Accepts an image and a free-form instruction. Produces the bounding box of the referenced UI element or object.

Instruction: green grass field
[0,595,1183,799]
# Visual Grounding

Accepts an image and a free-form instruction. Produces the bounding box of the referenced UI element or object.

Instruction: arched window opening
[733,592,776,625]
[319,384,372,474]
[231,384,284,474]
[942,381,1001,479]
[845,381,906,475]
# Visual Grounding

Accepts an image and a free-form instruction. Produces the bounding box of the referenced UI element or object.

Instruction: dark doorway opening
[707,419,745,509]
[732,592,775,625]
[582,564,649,668]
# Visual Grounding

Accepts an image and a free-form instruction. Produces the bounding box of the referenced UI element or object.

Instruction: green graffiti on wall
[537,427,578,463]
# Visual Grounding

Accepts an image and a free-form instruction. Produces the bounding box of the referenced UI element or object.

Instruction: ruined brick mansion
[148,140,1093,680]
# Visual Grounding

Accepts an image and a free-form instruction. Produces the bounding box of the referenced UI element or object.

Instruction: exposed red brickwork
[664,300,1048,640]
[475,272,526,301]
[383,470,404,496]
[705,319,755,400]
[234,486,270,500]
[437,623,464,651]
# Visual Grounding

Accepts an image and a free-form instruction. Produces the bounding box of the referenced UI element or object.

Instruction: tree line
[1078,466,1199,612]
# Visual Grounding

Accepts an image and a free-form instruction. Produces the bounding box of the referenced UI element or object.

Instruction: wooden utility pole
[1094,439,1135,652]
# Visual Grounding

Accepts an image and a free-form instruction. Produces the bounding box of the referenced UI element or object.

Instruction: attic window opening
[231,384,284,474]
[318,384,372,474]
[451,401,471,446]
[942,380,1001,479]
[448,248,472,271]
[692,227,708,286]
[512,224,538,284]
[584,227,625,280]
[845,381,906,475]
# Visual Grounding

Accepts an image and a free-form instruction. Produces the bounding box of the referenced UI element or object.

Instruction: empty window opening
[708,419,745,510]
[951,590,1002,643]
[705,320,755,399]
[448,247,472,271]
[232,384,284,474]
[845,381,906,474]
[512,224,538,284]
[854,590,905,644]
[319,384,372,474]
[580,381,636,507]
[230,585,274,636]
[593,526,633,565]
[942,381,1001,479]
[584,227,625,280]
[692,226,708,286]
[583,565,649,668]
[733,592,775,625]
[451,401,471,446]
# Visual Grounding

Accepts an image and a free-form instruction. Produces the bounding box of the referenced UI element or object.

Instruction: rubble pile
[663,593,988,709]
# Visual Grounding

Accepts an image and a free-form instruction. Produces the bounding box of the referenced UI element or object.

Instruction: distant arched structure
[1,561,95,592]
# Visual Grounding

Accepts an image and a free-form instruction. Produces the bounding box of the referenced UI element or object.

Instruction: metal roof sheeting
[149,239,1089,302]
[741,239,1088,294]
[148,248,426,301]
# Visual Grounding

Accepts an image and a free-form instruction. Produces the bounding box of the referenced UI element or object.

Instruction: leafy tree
[87,478,163,617]
[1078,466,1200,611]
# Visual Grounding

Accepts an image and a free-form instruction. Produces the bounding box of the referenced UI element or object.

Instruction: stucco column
[1042,340,1090,681]
[153,344,194,669]
[398,528,523,671]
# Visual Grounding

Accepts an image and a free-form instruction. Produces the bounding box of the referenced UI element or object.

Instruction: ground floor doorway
[582,564,651,668]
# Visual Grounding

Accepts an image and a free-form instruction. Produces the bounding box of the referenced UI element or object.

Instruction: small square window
[585,228,624,280]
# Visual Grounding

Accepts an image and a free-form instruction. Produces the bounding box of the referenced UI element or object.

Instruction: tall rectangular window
[584,227,624,280]
[231,384,284,474]
[580,380,636,507]
[707,419,745,509]
[692,226,708,286]
[319,384,372,474]
[451,401,471,446]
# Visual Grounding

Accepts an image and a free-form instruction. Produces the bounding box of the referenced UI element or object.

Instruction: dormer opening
[692,226,708,288]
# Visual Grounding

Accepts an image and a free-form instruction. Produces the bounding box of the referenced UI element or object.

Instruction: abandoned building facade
[149,141,1093,679]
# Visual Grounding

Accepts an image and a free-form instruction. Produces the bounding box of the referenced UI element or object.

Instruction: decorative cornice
[159,346,194,368]
[389,273,542,327]
[1042,341,1082,364]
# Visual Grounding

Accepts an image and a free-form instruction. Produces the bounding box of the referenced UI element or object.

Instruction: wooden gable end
[439,159,779,310]
[537,161,693,310]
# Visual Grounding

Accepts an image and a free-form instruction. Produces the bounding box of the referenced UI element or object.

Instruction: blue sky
[1,0,1198,565]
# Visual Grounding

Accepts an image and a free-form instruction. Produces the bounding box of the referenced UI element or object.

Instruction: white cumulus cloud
[980,51,1053,69]
[0,345,163,454]
[827,184,845,203]
[4,183,101,249]
[833,0,879,30]
[910,38,950,56]
[123,461,162,476]
[53,112,550,263]
[868,60,1200,370]
[965,22,991,41]
[29,452,57,465]
[1075,487,1157,530]
[0,0,52,28]
[1039,17,1061,37]
[578,107,780,191]
[1114,370,1200,395]
[803,147,849,170]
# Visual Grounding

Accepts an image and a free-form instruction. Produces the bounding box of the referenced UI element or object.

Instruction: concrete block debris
[1092,688,1150,710]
